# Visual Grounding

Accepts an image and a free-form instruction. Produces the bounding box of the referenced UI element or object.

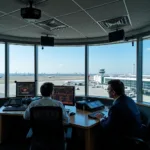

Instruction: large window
[89,42,137,100]
[143,39,150,103]
[9,44,34,96]
[38,46,85,96]
[0,43,5,97]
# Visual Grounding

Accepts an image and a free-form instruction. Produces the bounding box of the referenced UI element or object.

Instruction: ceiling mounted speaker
[109,29,125,42]
[41,36,54,46]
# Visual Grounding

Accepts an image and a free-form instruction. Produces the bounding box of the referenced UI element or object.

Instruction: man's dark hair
[40,82,54,97]
[108,79,125,95]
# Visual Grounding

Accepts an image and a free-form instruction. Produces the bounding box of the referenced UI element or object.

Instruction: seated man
[96,80,143,148]
[24,82,70,137]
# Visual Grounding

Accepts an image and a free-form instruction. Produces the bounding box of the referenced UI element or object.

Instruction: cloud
[59,64,63,67]
[147,48,150,51]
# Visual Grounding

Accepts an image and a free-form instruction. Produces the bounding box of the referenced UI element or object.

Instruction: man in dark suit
[95,80,143,149]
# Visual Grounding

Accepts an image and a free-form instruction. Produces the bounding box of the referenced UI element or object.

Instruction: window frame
[0,37,146,104]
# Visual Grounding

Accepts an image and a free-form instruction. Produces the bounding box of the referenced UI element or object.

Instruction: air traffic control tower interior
[0,0,150,150]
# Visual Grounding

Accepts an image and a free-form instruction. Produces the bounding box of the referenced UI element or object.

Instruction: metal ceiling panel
[130,10,150,29]
[126,0,150,13]
[0,12,5,17]
[38,0,80,17]
[0,0,149,43]
[51,27,85,39]
[57,11,106,38]
[0,0,24,13]
[2,24,49,38]
[74,0,117,9]
[0,16,28,30]
[87,1,127,21]
[0,25,8,33]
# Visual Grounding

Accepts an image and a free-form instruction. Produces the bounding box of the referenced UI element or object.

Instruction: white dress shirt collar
[42,97,52,100]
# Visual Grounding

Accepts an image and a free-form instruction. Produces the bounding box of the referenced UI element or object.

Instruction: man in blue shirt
[24,82,69,124]
[95,80,143,149]
[24,82,70,138]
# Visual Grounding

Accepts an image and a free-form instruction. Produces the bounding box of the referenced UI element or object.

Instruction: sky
[0,40,150,74]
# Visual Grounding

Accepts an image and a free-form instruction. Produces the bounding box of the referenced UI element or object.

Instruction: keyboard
[3,106,27,111]
[88,111,105,119]
[65,108,70,113]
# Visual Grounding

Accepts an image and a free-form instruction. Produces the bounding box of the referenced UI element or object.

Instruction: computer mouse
[69,112,75,116]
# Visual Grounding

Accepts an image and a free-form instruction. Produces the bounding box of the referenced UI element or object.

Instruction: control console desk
[0,105,108,150]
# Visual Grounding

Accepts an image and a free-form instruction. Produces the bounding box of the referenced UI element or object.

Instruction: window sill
[136,102,150,107]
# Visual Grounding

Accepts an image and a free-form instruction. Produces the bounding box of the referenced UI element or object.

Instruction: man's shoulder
[51,99,63,106]
[122,95,136,104]
[29,99,40,106]
[118,95,134,103]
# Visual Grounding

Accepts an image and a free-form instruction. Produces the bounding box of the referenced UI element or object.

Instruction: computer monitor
[16,82,35,97]
[52,86,75,106]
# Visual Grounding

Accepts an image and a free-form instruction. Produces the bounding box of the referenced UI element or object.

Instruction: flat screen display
[52,86,75,106]
[16,82,35,97]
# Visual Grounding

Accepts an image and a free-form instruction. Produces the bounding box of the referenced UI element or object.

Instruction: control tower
[99,69,105,84]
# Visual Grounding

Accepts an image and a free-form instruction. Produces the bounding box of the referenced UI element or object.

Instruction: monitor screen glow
[16,82,35,97]
[52,86,75,106]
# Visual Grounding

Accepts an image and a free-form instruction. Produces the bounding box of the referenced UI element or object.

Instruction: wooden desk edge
[0,107,100,129]
[70,120,100,129]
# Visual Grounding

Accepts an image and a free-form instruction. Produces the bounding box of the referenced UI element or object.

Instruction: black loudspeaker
[41,36,54,46]
[109,29,125,42]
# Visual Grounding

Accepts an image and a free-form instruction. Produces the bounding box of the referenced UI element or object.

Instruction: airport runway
[0,77,150,102]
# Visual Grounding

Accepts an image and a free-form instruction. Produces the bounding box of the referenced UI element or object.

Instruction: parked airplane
[48,76,55,78]
[63,80,85,86]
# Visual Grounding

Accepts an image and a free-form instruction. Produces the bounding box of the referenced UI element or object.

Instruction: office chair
[114,136,150,150]
[30,106,65,150]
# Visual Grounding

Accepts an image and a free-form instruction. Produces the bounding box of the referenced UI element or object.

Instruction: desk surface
[0,106,108,129]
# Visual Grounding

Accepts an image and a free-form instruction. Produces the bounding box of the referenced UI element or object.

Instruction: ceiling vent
[36,18,68,31]
[98,16,130,30]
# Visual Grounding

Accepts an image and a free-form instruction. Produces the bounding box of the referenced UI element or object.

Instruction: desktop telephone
[76,100,104,112]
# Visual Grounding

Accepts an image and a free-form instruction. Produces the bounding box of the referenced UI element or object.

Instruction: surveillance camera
[42,46,44,50]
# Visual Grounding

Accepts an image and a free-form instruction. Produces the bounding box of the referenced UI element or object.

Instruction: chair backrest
[120,136,150,150]
[30,106,65,150]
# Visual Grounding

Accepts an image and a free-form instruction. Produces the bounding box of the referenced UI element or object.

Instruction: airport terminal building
[93,75,150,95]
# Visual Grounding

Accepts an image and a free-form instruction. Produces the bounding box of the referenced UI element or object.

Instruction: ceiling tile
[87,1,127,21]
[0,0,24,13]
[0,16,28,30]
[2,24,83,39]
[57,11,107,38]
[74,0,116,9]
[2,24,48,38]
[126,0,150,13]
[51,27,85,39]
[0,12,5,17]
[0,25,8,33]
[124,26,133,32]
[130,10,150,29]
[0,0,149,41]
[38,0,80,17]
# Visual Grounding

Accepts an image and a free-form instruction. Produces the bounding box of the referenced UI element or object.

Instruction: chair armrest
[125,136,145,143]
